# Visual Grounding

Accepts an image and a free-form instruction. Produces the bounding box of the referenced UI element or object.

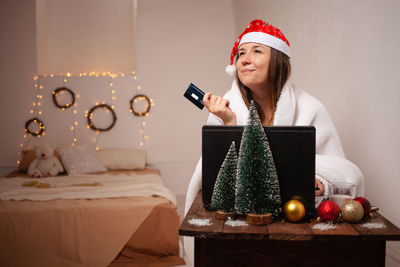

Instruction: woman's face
[236,43,271,91]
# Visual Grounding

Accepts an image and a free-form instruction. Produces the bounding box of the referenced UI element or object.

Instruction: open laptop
[202,125,316,219]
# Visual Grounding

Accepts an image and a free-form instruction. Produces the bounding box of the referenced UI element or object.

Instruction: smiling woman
[184,19,365,264]
[185,18,364,218]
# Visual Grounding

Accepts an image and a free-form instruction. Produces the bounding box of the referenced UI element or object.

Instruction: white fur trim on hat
[239,32,291,57]
[225,64,236,76]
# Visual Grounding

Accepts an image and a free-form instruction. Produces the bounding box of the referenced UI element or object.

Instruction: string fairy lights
[17,75,45,166]
[18,70,154,165]
[52,86,80,147]
[128,72,154,147]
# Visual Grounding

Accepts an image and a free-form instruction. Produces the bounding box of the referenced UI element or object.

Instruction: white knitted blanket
[0,173,176,204]
[185,81,364,215]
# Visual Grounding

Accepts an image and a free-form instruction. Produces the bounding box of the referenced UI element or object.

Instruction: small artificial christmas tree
[211,141,238,215]
[235,101,282,218]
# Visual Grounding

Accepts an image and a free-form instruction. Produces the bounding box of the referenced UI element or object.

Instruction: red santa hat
[225,19,291,76]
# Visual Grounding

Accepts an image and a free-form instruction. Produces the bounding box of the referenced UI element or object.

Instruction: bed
[0,147,185,267]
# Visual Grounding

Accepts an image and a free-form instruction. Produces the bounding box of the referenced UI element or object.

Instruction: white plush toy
[27,144,64,178]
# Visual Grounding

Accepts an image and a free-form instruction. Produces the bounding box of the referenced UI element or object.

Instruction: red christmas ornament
[353,197,372,217]
[317,200,340,222]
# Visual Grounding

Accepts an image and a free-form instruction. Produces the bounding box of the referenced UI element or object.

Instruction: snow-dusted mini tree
[235,101,282,217]
[211,141,238,213]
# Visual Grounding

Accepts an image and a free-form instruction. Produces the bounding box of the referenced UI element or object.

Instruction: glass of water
[329,183,356,208]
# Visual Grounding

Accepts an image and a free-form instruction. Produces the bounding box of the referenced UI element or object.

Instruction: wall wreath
[25,117,45,137]
[130,94,151,117]
[52,87,75,109]
[87,103,117,132]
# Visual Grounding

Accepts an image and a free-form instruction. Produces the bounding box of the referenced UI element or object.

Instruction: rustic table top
[179,191,400,241]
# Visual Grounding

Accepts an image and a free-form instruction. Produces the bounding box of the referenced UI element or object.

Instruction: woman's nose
[240,54,251,65]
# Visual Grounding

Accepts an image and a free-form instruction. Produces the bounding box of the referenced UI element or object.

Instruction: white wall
[36,0,136,74]
[135,0,235,195]
[31,0,142,156]
[0,0,37,175]
[232,0,400,264]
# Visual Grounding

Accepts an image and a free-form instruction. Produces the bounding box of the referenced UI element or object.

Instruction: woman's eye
[238,52,245,57]
[255,49,262,53]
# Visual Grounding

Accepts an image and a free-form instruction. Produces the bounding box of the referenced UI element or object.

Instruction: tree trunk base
[215,210,234,220]
[247,213,273,225]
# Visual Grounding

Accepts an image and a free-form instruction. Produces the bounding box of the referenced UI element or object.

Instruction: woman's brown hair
[236,48,291,124]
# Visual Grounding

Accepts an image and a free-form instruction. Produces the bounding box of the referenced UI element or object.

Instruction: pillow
[18,149,63,173]
[97,148,147,170]
[57,145,107,175]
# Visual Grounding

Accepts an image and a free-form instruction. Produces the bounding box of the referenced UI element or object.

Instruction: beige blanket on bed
[0,172,181,267]
[0,172,176,205]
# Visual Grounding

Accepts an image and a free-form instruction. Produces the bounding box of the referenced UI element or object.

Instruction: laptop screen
[202,125,316,218]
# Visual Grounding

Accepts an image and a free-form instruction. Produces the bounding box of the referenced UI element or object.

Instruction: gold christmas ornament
[283,200,305,222]
[341,200,364,223]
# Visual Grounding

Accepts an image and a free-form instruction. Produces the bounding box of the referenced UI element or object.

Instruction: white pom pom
[225,65,236,76]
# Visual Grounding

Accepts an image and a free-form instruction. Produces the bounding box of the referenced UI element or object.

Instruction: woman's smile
[240,68,255,74]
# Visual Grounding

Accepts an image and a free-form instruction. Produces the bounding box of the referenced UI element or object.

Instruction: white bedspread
[0,173,176,205]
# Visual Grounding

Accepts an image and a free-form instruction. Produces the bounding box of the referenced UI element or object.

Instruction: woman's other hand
[203,92,237,125]
[315,179,325,196]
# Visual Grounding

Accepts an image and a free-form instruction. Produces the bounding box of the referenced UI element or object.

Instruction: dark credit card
[184,83,205,110]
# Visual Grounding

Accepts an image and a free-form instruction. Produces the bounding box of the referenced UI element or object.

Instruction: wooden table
[179,191,400,267]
